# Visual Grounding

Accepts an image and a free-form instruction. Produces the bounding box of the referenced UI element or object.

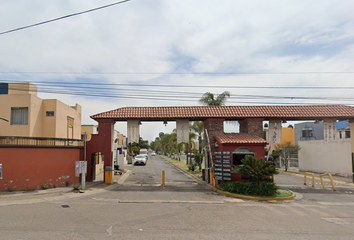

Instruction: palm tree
[191,121,204,154]
[199,91,231,106]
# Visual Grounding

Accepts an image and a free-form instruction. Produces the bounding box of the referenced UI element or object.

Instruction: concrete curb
[159,155,296,202]
[279,170,354,185]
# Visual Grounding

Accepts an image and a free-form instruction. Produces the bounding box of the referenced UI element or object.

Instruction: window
[46,111,54,117]
[11,107,28,125]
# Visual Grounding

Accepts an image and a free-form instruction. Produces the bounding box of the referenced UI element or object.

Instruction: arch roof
[91,105,354,122]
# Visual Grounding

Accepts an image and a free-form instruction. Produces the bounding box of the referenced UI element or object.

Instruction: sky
[1,0,354,142]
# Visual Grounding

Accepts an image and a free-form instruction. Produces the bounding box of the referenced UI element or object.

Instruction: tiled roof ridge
[91,104,354,120]
[214,132,268,144]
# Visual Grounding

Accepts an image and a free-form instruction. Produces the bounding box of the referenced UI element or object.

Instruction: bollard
[319,173,335,191]
[162,170,165,188]
[304,172,315,187]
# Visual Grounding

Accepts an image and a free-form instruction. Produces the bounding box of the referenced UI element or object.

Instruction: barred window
[46,111,54,117]
[11,107,28,125]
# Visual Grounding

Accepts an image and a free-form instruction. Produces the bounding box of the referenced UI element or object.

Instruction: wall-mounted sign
[176,119,189,144]
[127,120,140,144]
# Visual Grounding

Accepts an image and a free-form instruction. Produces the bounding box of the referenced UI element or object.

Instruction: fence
[0,136,84,147]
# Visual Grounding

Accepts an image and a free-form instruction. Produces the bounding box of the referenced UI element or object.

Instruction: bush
[41,182,52,190]
[188,163,196,171]
[72,183,81,191]
[219,181,279,196]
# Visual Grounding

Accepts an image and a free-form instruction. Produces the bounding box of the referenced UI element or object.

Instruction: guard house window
[46,111,54,117]
[11,107,28,125]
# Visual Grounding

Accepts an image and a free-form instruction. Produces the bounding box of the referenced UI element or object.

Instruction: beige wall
[81,125,98,141]
[8,82,37,96]
[0,83,81,139]
[299,139,352,176]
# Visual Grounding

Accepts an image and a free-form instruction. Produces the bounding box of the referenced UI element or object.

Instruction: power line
[0,0,132,36]
[1,79,354,90]
[1,71,354,75]
[2,83,354,105]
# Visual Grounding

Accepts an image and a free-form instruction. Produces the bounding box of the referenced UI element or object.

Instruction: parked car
[151,152,156,156]
[134,155,147,165]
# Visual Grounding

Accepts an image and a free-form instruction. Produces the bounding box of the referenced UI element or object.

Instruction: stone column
[268,120,282,152]
[323,119,336,141]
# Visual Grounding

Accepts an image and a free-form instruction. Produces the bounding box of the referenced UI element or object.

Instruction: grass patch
[159,155,202,174]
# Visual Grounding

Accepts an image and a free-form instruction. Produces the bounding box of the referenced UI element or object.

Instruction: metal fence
[0,136,84,147]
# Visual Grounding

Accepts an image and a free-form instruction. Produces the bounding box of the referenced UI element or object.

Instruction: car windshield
[135,155,145,159]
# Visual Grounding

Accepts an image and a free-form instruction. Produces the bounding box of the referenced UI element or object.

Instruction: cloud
[1,0,354,141]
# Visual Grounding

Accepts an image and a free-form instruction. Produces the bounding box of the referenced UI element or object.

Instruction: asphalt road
[1,155,354,239]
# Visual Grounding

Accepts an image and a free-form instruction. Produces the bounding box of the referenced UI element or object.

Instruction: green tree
[194,152,204,171]
[275,142,301,172]
[131,145,140,155]
[191,121,204,154]
[235,155,278,185]
[199,91,231,106]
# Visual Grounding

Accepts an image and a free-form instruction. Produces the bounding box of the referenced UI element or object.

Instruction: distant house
[0,82,83,191]
[0,82,81,139]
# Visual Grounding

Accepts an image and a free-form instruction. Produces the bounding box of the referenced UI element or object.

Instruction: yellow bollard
[162,170,165,188]
[319,173,336,191]
[304,172,315,187]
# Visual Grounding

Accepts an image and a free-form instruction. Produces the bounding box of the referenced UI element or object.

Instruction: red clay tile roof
[215,133,267,144]
[91,105,354,121]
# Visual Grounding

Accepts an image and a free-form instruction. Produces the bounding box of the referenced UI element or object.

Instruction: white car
[134,154,147,165]
[151,152,156,156]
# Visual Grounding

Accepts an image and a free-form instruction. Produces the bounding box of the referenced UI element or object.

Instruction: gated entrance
[87,105,354,183]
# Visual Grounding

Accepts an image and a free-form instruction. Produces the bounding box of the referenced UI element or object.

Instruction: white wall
[299,139,352,176]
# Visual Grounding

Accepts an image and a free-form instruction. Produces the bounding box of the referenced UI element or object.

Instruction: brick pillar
[239,118,264,138]
[203,118,225,154]
[86,119,115,182]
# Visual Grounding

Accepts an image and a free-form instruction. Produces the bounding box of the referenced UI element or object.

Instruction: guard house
[213,133,268,182]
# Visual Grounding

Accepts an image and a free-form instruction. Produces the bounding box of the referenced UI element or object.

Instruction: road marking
[281,205,307,216]
[322,218,351,225]
[318,202,354,206]
[108,199,225,204]
[106,226,113,236]
[118,170,131,184]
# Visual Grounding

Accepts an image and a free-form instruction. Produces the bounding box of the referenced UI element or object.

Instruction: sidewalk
[0,170,126,200]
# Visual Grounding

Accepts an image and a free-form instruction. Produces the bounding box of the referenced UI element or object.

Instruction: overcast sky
[1,0,354,141]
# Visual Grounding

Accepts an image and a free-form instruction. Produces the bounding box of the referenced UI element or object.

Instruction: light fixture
[139,121,142,125]
[282,119,287,123]
[215,141,219,148]
[264,123,269,128]
[163,120,168,126]
[314,119,320,124]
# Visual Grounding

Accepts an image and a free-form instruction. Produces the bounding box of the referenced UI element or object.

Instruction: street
[0,155,354,239]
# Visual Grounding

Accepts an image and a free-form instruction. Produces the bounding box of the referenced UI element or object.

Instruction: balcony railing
[0,136,84,147]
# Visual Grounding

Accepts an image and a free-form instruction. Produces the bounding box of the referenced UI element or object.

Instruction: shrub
[235,155,278,184]
[219,181,279,196]
[72,183,81,191]
[41,182,52,190]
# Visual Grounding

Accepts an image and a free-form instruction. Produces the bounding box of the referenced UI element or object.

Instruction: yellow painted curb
[160,155,296,201]
[210,185,296,201]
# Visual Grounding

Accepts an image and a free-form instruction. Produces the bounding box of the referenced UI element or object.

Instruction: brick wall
[0,147,82,191]
[239,118,264,138]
